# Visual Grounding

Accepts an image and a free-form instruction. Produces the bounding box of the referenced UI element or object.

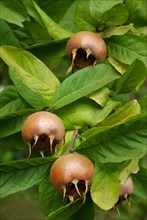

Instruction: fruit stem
[65,129,78,154]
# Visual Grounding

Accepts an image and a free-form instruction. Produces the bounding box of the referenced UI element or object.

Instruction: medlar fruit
[66,31,107,74]
[115,177,133,207]
[50,153,94,202]
[22,111,65,157]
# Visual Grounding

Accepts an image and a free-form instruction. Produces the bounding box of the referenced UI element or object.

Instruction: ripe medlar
[22,111,65,157]
[50,153,94,202]
[115,177,133,207]
[66,31,107,74]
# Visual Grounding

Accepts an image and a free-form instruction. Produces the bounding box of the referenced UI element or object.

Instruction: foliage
[0,0,147,220]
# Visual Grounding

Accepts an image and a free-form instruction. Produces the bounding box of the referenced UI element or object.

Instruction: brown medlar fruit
[50,153,94,202]
[115,177,133,207]
[66,31,107,74]
[22,111,65,157]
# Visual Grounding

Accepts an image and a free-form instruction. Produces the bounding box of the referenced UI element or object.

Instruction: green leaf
[59,1,81,32]
[89,0,123,19]
[115,59,147,94]
[28,38,68,80]
[0,115,27,138]
[132,166,147,201]
[55,98,120,130]
[45,199,82,220]
[91,163,119,210]
[0,86,34,119]
[39,177,83,220]
[0,19,21,47]
[0,45,60,109]
[50,64,120,110]
[100,99,141,126]
[39,177,66,215]
[119,158,139,183]
[101,24,134,38]
[108,56,127,74]
[125,0,146,27]
[32,0,73,40]
[140,95,147,113]
[74,2,96,32]
[0,0,29,27]
[99,3,129,26]
[69,193,94,220]
[76,113,147,163]
[88,87,110,107]
[107,34,147,68]
[0,157,54,198]
[0,132,27,150]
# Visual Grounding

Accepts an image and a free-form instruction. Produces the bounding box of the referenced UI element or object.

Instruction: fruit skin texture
[66,31,107,70]
[50,153,94,201]
[22,111,65,154]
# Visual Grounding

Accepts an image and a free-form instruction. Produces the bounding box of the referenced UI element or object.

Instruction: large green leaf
[32,0,73,40]
[0,0,29,27]
[0,19,21,47]
[115,59,147,94]
[0,157,55,198]
[0,132,27,150]
[107,34,147,68]
[132,165,147,201]
[119,158,139,183]
[99,3,129,27]
[100,99,141,126]
[125,0,147,27]
[91,163,119,210]
[74,2,96,32]
[50,64,120,110]
[60,0,96,32]
[89,0,123,19]
[39,178,83,220]
[0,115,27,138]
[69,193,94,220]
[39,177,66,216]
[45,199,82,220]
[28,39,68,81]
[76,113,147,163]
[0,86,34,119]
[55,98,120,130]
[0,45,60,108]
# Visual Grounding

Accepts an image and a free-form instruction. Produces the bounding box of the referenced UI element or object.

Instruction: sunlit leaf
[55,98,120,130]
[0,86,34,119]
[115,59,147,94]
[99,4,129,26]
[88,87,110,107]
[0,0,29,27]
[76,113,147,163]
[50,64,120,110]
[32,0,73,40]
[0,45,60,108]
[119,158,139,182]
[91,163,119,210]
[107,34,147,68]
